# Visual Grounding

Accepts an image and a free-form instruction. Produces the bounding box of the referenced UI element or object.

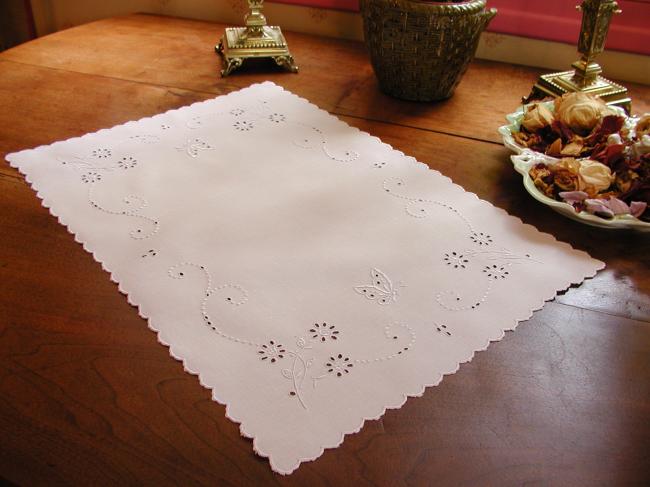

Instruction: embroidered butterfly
[354,268,398,305]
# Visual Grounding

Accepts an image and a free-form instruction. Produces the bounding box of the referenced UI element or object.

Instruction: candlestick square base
[216,26,298,77]
[523,70,631,114]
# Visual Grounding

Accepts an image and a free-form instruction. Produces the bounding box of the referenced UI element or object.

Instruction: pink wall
[486,0,650,55]
[268,0,650,55]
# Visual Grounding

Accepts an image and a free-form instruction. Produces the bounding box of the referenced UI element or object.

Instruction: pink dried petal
[604,197,630,215]
[630,201,648,218]
[584,199,615,218]
[558,191,589,204]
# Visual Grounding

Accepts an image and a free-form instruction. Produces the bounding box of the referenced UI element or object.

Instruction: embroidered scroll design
[292,123,360,163]
[57,134,162,240]
[435,249,540,311]
[382,177,542,312]
[88,187,160,240]
[185,97,359,164]
[169,262,416,410]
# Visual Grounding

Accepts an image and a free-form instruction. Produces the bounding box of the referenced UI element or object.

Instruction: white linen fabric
[7,82,603,474]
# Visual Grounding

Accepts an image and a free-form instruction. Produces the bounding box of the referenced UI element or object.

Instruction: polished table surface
[1,13,649,486]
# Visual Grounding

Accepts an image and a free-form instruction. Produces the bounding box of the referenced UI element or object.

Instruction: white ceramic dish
[499,104,650,232]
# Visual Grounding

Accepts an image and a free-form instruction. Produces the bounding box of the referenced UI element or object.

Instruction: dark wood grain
[1,13,649,486]
[0,14,372,116]
[0,59,213,177]
[4,13,648,144]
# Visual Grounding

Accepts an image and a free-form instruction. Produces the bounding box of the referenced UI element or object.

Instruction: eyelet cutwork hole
[482,264,510,280]
[435,323,452,336]
[309,323,340,342]
[325,354,353,377]
[258,340,286,363]
[443,251,469,269]
[233,120,254,131]
[81,171,101,183]
[118,156,137,169]
[268,113,286,123]
[91,148,111,159]
[470,232,493,246]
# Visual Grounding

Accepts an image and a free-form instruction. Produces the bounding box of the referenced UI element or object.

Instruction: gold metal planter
[361,0,496,101]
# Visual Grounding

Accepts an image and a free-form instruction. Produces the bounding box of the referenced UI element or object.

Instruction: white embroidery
[175,137,214,158]
[354,268,399,305]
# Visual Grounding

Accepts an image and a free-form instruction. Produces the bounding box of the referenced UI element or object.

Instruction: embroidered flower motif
[91,148,111,159]
[258,340,286,363]
[483,264,510,280]
[470,231,493,246]
[309,323,339,342]
[233,120,254,131]
[268,113,286,123]
[326,354,353,377]
[81,171,102,183]
[443,251,469,269]
[230,108,245,116]
[117,156,137,169]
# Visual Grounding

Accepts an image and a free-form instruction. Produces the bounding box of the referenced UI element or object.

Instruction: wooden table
[1,14,649,486]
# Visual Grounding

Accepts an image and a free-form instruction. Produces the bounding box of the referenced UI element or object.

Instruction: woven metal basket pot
[361,0,496,101]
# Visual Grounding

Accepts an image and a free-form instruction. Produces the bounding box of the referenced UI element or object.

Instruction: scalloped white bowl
[499,105,650,232]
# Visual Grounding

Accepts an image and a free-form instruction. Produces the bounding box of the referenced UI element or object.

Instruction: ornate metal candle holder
[523,0,631,113]
[216,0,298,77]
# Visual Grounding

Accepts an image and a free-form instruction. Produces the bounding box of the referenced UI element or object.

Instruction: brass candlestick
[216,0,298,77]
[523,0,631,113]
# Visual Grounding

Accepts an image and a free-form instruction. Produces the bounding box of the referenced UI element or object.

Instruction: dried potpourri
[524,101,650,221]
[514,92,625,158]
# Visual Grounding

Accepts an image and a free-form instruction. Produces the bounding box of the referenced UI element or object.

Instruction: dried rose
[560,140,585,156]
[554,92,614,135]
[555,157,582,174]
[545,138,563,157]
[529,163,552,181]
[586,115,626,146]
[636,114,650,138]
[521,103,555,132]
[577,159,614,192]
[551,119,575,142]
[513,130,532,147]
[591,142,625,167]
[632,134,650,160]
[607,133,623,145]
[554,168,580,191]
[615,170,639,193]
[535,179,555,198]
[529,164,555,197]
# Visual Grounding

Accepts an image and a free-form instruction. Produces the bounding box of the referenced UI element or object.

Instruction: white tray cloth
[6,82,603,474]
